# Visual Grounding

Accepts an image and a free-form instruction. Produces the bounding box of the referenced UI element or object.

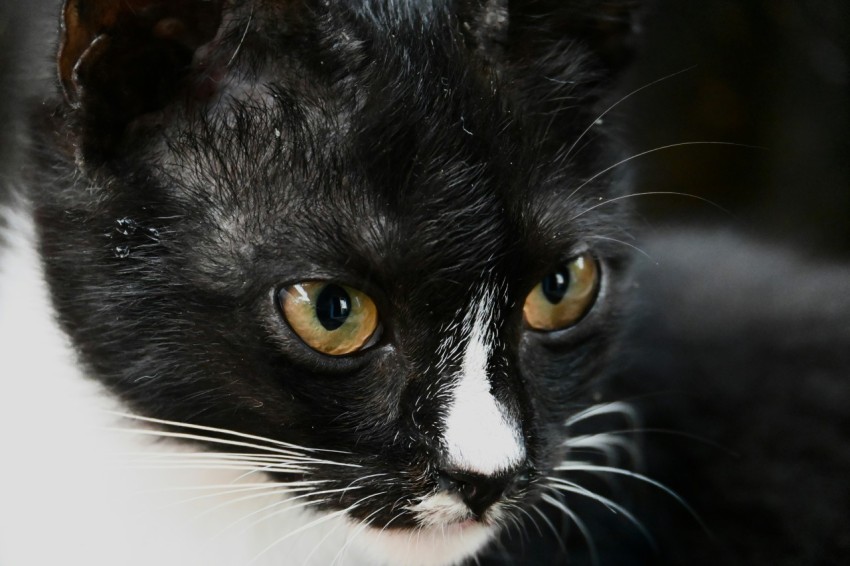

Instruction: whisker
[203,485,362,533]
[221,495,328,539]
[105,426,360,467]
[546,478,655,549]
[570,190,732,223]
[587,235,655,262]
[105,410,352,456]
[230,458,382,484]
[568,427,738,457]
[566,402,639,428]
[221,484,364,538]
[154,483,314,513]
[564,433,641,466]
[377,505,408,537]
[553,464,710,534]
[110,462,310,474]
[133,480,326,494]
[334,473,389,502]
[301,512,348,566]
[565,141,762,207]
[226,7,254,68]
[563,66,697,162]
[330,503,387,566]
[224,473,383,537]
[530,502,568,555]
[113,451,306,462]
[116,456,313,468]
[247,492,385,566]
[515,504,544,539]
[540,490,599,566]
[547,477,616,514]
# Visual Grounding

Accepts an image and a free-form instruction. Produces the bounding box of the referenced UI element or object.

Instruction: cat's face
[36,0,637,563]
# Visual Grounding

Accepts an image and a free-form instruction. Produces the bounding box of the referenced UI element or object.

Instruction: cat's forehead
[147,0,622,296]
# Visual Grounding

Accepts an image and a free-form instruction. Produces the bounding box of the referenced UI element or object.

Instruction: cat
[1,1,849,565]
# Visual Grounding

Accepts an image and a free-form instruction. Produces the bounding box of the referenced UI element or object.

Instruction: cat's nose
[437,468,531,517]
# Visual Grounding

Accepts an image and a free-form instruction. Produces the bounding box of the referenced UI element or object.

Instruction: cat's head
[37,0,639,562]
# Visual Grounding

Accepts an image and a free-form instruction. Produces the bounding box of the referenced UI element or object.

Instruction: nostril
[437,468,518,517]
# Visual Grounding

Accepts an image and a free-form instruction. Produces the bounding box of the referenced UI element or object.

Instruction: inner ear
[59,0,224,152]
[59,0,224,101]
[466,0,641,78]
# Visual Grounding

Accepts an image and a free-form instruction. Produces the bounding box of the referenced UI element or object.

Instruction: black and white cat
[1,1,848,565]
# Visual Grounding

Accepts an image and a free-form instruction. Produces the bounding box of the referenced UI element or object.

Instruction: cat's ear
[462,0,642,79]
[58,0,225,157]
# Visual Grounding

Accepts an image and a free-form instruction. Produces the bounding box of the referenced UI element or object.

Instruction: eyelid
[278,282,381,357]
[523,253,600,332]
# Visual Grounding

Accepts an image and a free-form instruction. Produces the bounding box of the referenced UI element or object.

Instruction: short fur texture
[1,1,848,565]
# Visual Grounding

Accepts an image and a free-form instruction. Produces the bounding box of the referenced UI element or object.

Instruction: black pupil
[541,271,570,304]
[315,284,352,331]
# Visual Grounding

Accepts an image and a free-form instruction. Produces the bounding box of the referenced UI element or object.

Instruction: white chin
[351,522,498,566]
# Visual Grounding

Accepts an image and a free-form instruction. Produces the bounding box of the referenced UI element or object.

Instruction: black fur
[5,0,849,564]
[31,0,635,533]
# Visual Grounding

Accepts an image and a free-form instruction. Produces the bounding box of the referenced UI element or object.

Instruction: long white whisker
[221,484,364,538]
[587,235,655,262]
[302,514,347,566]
[564,433,640,466]
[247,492,385,566]
[515,505,544,538]
[331,503,388,566]
[134,480,326,495]
[204,485,362,535]
[225,473,382,537]
[547,477,616,514]
[566,402,639,428]
[569,427,739,457]
[105,410,352,455]
[563,66,697,162]
[565,141,761,207]
[113,451,309,462]
[222,495,327,539]
[570,190,731,223]
[117,456,313,469]
[554,464,702,526]
[546,478,655,548]
[377,505,408,537]
[540,491,599,566]
[152,483,313,513]
[226,7,254,68]
[106,426,360,467]
[530,502,567,555]
[110,462,310,473]
[231,458,383,484]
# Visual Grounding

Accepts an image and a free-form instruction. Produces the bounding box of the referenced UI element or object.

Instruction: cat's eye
[279,283,380,356]
[524,253,600,331]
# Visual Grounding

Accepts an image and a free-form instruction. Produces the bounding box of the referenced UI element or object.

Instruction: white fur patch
[441,289,526,477]
[409,491,472,528]
[1,204,461,566]
[356,515,495,566]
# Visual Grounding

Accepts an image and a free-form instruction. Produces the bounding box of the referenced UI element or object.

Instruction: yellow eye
[524,254,600,331]
[279,282,380,356]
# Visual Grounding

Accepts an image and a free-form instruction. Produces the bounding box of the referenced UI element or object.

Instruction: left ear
[461,0,642,79]
[543,0,642,75]
[58,0,224,159]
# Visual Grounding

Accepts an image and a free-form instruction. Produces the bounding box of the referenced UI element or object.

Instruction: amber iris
[280,282,379,355]
[523,254,600,331]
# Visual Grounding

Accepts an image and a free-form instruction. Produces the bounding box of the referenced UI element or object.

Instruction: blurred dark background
[621,0,850,256]
[1,1,849,254]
